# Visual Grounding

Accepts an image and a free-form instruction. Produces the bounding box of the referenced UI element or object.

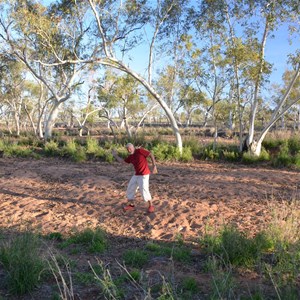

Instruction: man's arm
[149,151,158,174]
[112,149,126,164]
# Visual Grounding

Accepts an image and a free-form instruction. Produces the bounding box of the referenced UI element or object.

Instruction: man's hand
[152,165,158,174]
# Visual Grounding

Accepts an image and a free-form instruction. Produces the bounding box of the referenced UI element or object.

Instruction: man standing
[112,143,158,213]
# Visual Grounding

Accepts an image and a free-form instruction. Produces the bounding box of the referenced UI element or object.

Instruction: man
[112,143,158,213]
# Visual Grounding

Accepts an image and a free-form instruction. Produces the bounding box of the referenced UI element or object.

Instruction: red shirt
[124,148,151,175]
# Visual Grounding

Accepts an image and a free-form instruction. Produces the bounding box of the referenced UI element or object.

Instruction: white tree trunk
[44,102,61,140]
[249,63,300,156]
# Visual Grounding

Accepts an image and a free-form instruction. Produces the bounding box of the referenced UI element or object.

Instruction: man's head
[126,143,135,154]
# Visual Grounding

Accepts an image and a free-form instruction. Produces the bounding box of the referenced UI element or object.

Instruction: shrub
[242,148,270,164]
[4,144,34,158]
[94,147,114,162]
[222,150,240,162]
[44,140,60,156]
[181,277,199,294]
[294,152,300,168]
[200,226,273,267]
[202,147,219,160]
[0,231,45,295]
[61,228,107,253]
[123,249,149,268]
[183,137,202,156]
[179,146,194,162]
[86,137,100,155]
[61,139,86,162]
[288,137,300,155]
[273,141,292,167]
[152,143,181,161]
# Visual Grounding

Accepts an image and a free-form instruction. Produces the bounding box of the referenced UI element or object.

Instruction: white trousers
[126,175,152,202]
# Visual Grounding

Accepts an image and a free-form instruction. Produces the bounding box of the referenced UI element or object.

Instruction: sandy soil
[0,157,299,243]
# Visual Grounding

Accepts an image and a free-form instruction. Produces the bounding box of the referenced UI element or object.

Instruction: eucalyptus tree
[88,0,190,152]
[0,0,90,139]
[97,70,158,139]
[194,0,300,155]
[189,3,230,146]
[0,55,27,136]
[19,0,188,153]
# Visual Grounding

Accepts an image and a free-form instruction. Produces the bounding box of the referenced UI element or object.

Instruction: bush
[123,249,149,268]
[222,150,240,162]
[61,228,107,253]
[273,141,292,167]
[61,139,86,162]
[200,226,273,267]
[202,147,219,160]
[86,137,100,155]
[44,140,60,156]
[294,152,300,168]
[242,148,270,164]
[0,231,45,295]
[4,144,34,158]
[180,146,194,162]
[152,143,181,161]
[288,137,300,155]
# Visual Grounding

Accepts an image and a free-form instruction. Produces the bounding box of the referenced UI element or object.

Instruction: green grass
[0,231,46,295]
[59,227,107,253]
[200,225,274,267]
[0,219,299,299]
[122,249,149,268]
[145,241,192,263]
[0,134,300,168]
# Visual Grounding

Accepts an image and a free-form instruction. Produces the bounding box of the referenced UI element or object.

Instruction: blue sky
[41,0,299,87]
[265,22,299,85]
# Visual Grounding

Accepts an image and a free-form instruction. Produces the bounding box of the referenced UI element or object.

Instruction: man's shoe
[148,205,155,213]
[123,204,135,211]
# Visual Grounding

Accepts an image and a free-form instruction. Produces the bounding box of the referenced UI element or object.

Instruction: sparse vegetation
[0,130,299,298]
[0,132,299,168]
[0,205,299,299]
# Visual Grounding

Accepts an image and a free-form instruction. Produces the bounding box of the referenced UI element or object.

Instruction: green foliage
[74,272,96,285]
[269,245,300,288]
[61,139,86,162]
[206,256,236,300]
[262,137,283,149]
[180,146,194,162]
[180,277,199,294]
[86,137,100,155]
[202,147,220,160]
[145,242,191,263]
[61,139,77,156]
[1,134,300,168]
[0,231,45,295]
[183,137,202,156]
[61,228,107,254]
[122,249,149,268]
[1,141,35,158]
[91,260,123,299]
[294,152,300,168]
[273,140,292,167]
[152,143,182,161]
[44,140,60,156]
[263,136,300,168]
[288,137,300,154]
[242,148,270,164]
[45,232,64,241]
[200,226,274,267]
[94,147,114,162]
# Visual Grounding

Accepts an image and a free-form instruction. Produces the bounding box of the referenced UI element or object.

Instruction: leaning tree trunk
[249,63,300,156]
[121,65,182,153]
